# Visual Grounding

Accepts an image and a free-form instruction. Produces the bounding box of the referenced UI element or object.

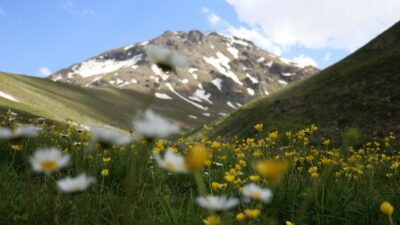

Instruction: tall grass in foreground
[0,112,399,225]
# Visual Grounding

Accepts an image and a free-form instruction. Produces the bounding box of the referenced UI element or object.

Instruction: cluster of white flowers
[29,147,95,193]
[193,184,272,212]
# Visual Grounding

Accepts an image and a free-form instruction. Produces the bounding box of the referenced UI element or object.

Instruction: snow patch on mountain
[124,45,134,51]
[151,64,169,80]
[180,78,189,84]
[256,57,265,63]
[203,52,242,85]
[189,115,198,119]
[246,73,259,84]
[131,54,143,64]
[165,83,208,111]
[212,78,223,91]
[227,101,237,109]
[189,89,212,104]
[155,92,173,100]
[51,75,62,81]
[282,72,295,77]
[188,68,199,80]
[150,75,161,83]
[140,41,149,46]
[73,58,137,78]
[278,80,288,86]
[227,46,239,59]
[247,88,255,96]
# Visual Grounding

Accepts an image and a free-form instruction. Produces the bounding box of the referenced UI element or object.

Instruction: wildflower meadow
[0,109,398,225]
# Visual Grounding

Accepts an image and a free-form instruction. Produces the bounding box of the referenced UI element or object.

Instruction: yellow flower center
[250,192,262,200]
[41,160,58,171]
[166,161,176,171]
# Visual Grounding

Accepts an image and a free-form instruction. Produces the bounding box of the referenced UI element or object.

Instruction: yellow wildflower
[253,150,263,158]
[203,215,220,225]
[225,174,235,183]
[100,169,109,177]
[185,144,210,170]
[268,131,278,141]
[256,159,288,183]
[211,141,221,149]
[236,213,246,221]
[244,209,261,219]
[11,144,22,151]
[249,175,260,182]
[380,201,394,216]
[254,124,263,132]
[102,157,111,163]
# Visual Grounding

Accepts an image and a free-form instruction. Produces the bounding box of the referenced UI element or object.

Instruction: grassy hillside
[0,73,218,130]
[210,21,400,140]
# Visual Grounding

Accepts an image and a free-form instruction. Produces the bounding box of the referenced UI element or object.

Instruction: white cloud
[292,55,318,68]
[82,9,95,16]
[202,8,221,25]
[203,8,283,55]
[39,67,52,76]
[226,0,400,51]
[60,1,96,16]
[323,52,331,61]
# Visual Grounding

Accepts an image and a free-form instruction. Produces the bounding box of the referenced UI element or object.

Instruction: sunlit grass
[0,110,398,225]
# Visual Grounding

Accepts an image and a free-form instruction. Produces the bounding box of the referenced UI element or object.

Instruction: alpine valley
[1,30,318,130]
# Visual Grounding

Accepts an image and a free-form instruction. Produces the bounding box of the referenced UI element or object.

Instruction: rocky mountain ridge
[49,30,319,119]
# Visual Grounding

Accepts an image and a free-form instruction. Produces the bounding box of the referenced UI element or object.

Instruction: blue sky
[0,0,399,77]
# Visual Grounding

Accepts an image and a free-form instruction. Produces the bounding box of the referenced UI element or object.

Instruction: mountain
[210,21,400,139]
[49,30,318,119]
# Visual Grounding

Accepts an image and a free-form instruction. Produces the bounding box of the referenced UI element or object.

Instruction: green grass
[0,73,218,131]
[209,21,400,140]
[0,113,399,225]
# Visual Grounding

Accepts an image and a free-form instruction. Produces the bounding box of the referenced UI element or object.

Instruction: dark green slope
[212,21,400,139]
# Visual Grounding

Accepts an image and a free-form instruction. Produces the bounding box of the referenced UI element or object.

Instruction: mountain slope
[49,30,318,120]
[211,21,400,139]
[0,72,222,129]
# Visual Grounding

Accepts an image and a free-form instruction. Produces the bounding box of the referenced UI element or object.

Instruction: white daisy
[242,183,273,203]
[0,125,39,140]
[155,149,188,173]
[14,125,39,138]
[57,173,96,193]
[0,128,13,139]
[29,148,70,174]
[133,109,180,139]
[196,195,239,211]
[89,125,131,147]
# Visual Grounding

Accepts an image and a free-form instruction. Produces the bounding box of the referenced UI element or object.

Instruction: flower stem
[388,216,394,225]
[194,171,207,196]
